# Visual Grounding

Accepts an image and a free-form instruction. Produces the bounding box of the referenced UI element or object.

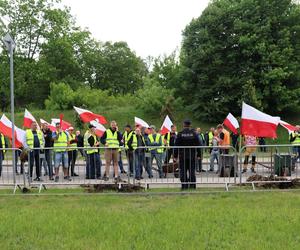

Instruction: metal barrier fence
[0,144,299,192]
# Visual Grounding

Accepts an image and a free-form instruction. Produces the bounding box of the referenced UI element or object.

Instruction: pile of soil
[81,183,144,193]
[245,175,300,189]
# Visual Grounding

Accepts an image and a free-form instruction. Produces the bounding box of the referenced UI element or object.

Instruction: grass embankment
[0,191,299,249]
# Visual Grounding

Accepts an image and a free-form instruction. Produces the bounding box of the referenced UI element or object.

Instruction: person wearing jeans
[52,123,71,182]
[210,130,220,172]
[41,122,54,180]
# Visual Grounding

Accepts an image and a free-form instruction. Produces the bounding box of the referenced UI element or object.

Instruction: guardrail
[0,144,299,193]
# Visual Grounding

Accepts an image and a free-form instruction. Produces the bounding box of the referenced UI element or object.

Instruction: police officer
[174,119,201,190]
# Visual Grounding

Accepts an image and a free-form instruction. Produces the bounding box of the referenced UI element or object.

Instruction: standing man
[26,121,44,181]
[123,125,134,176]
[174,119,201,190]
[148,125,164,178]
[76,130,86,158]
[0,133,7,177]
[217,124,230,154]
[67,127,79,177]
[101,121,123,181]
[84,124,101,179]
[164,125,177,164]
[196,127,205,172]
[52,123,70,182]
[41,122,54,180]
[290,125,300,167]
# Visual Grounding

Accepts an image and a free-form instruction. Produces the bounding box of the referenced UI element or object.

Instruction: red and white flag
[0,114,26,148]
[223,113,239,135]
[135,117,149,128]
[90,120,106,137]
[51,118,72,131]
[23,109,40,129]
[74,106,107,124]
[241,102,280,138]
[280,120,297,134]
[160,115,173,135]
[40,119,56,132]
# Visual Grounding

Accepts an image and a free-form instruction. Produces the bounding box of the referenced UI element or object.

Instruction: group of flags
[223,102,297,138]
[0,102,297,148]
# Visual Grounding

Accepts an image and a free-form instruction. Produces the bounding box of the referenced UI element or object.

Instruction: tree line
[1,0,300,122]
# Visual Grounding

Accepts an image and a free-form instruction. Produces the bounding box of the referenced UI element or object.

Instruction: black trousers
[179,157,196,189]
[164,148,175,164]
[86,153,101,179]
[29,150,41,178]
[126,150,134,174]
[68,150,78,175]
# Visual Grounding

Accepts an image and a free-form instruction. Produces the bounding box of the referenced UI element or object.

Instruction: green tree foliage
[181,0,300,121]
[0,0,147,110]
[135,77,183,116]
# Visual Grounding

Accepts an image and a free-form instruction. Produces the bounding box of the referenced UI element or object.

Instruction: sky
[61,0,210,58]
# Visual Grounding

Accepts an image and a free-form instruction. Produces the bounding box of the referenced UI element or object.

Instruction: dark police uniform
[174,125,201,189]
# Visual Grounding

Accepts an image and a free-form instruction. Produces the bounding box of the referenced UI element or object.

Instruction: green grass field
[0,191,300,249]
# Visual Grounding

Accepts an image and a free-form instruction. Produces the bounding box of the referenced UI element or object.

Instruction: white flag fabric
[160,115,173,135]
[241,102,280,138]
[135,117,149,128]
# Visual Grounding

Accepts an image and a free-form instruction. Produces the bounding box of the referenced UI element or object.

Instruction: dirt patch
[244,175,300,189]
[81,183,145,193]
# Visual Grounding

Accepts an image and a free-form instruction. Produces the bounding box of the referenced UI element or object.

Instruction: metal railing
[0,144,299,192]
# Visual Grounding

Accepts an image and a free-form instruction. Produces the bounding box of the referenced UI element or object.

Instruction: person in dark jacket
[76,130,86,158]
[163,125,177,164]
[174,120,201,190]
[41,122,54,180]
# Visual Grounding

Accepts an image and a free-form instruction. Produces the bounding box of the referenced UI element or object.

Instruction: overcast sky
[61,0,210,58]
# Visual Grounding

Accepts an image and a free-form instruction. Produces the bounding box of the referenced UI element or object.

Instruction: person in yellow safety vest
[84,124,102,179]
[290,125,300,167]
[67,127,79,177]
[100,120,123,181]
[163,125,177,165]
[122,124,136,175]
[217,124,230,154]
[148,125,164,178]
[208,127,214,146]
[0,133,7,177]
[52,122,71,182]
[25,121,44,181]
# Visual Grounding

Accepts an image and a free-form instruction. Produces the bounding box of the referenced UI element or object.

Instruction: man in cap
[84,124,101,179]
[174,119,201,190]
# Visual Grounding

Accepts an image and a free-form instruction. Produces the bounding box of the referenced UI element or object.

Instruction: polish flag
[135,117,149,128]
[90,120,106,137]
[0,114,26,148]
[280,120,297,134]
[160,115,173,135]
[223,113,239,135]
[40,119,56,132]
[241,102,280,138]
[51,118,72,131]
[74,106,107,124]
[23,109,40,129]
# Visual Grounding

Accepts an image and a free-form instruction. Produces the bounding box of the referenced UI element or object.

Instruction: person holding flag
[242,134,257,174]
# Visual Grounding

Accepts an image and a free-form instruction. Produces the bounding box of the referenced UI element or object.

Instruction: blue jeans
[134,151,144,178]
[151,151,163,178]
[118,151,124,172]
[86,153,102,179]
[210,150,219,171]
[54,151,68,169]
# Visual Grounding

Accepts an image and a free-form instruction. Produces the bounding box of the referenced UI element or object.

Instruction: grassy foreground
[0,191,300,249]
